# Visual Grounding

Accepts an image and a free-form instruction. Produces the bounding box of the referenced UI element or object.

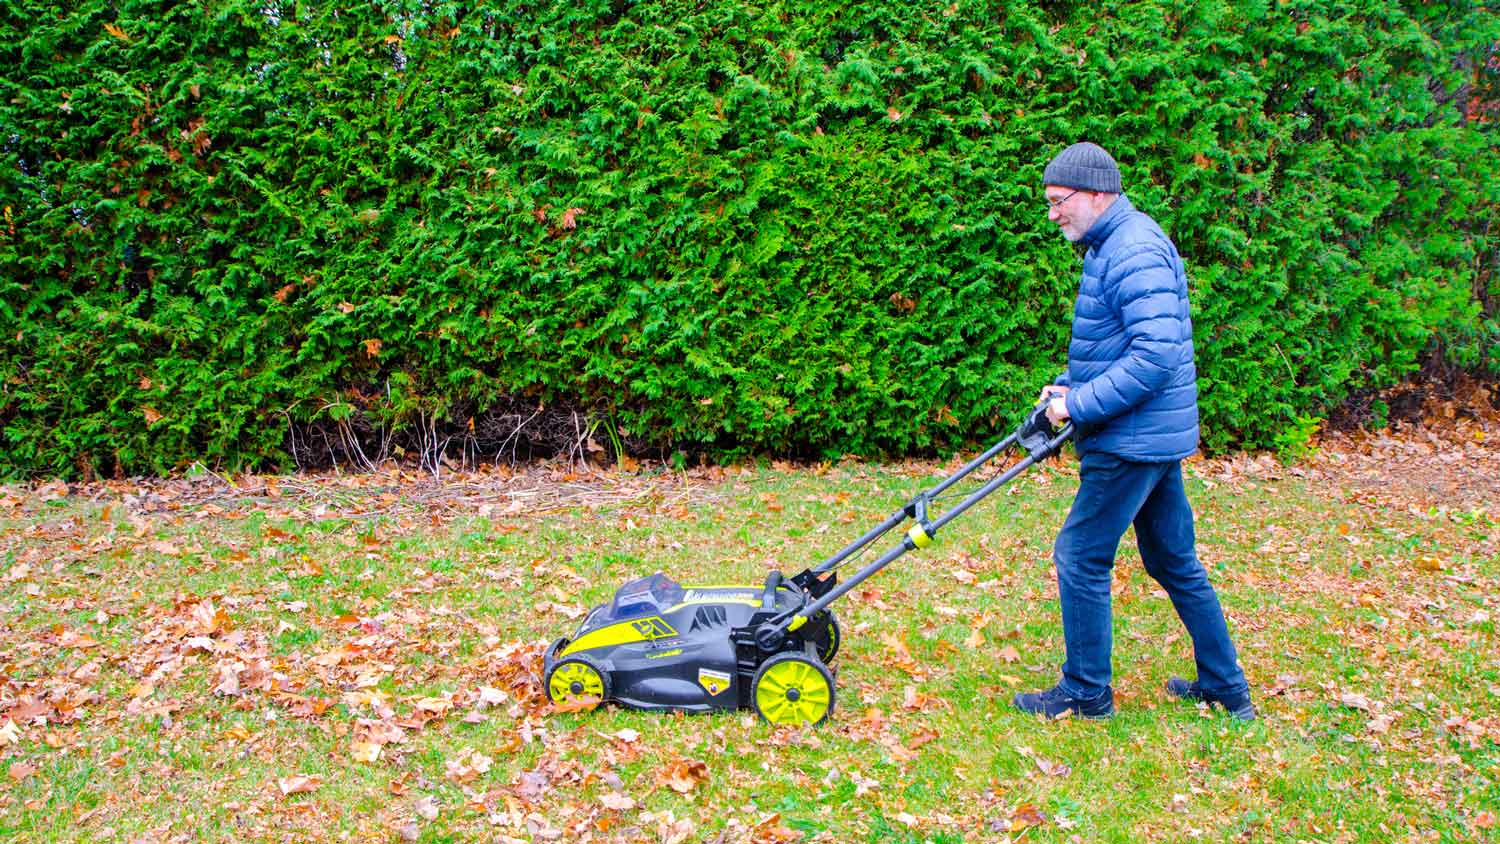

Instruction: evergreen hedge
[3,0,1497,477]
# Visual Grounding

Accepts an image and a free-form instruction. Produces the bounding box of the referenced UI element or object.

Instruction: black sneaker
[1012,684,1115,720]
[1166,677,1257,721]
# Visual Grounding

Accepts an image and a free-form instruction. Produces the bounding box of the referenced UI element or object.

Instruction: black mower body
[543,571,835,713]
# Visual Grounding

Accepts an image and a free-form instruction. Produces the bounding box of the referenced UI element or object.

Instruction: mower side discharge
[543,403,1072,726]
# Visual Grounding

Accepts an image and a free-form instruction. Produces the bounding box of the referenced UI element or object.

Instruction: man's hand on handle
[1039,385,1071,428]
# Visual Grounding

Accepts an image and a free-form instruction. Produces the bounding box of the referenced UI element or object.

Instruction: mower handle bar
[756,404,1072,645]
[810,401,1068,575]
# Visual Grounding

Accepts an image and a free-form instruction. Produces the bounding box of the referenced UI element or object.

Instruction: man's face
[1045,185,1111,242]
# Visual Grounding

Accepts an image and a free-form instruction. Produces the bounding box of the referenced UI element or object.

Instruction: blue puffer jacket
[1055,195,1199,461]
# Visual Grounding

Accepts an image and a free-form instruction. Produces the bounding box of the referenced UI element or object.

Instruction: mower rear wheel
[545,656,610,710]
[752,653,835,726]
[813,612,841,663]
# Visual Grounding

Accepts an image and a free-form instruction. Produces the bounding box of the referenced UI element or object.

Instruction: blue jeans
[1053,452,1248,699]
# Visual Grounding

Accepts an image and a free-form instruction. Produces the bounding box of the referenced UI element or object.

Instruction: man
[1012,142,1255,721]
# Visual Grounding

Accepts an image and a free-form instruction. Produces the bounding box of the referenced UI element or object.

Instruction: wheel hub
[785,687,801,702]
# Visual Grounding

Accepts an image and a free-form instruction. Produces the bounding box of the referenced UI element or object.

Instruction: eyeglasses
[1045,189,1083,209]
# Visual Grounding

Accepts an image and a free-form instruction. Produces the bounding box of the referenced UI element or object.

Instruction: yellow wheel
[545,657,609,710]
[752,653,835,726]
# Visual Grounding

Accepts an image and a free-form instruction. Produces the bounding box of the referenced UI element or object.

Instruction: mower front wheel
[752,652,835,726]
[545,655,610,711]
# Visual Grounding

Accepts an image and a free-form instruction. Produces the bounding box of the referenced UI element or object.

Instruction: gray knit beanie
[1042,142,1122,193]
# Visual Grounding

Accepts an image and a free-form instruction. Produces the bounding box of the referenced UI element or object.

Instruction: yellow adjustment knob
[906,524,933,549]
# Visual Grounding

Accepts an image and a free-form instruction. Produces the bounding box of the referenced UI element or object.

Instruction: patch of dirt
[1305,372,1496,509]
[1327,358,1498,433]
[4,461,731,523]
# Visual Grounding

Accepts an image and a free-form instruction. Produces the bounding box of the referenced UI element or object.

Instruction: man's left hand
[1046,395,1070,427]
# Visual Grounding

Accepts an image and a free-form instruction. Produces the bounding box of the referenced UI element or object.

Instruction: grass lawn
[1,435,1497,843]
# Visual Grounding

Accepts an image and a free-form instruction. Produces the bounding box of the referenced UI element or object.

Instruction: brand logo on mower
[630,617,678,640]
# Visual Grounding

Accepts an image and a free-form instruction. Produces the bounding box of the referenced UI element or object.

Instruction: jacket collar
[1081,194,1133,249]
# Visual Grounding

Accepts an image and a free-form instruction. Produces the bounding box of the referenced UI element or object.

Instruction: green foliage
[1271,413,1321,462]
[2,0,1497,477]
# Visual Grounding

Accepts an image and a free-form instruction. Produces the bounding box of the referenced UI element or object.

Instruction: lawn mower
[543,402,1074,725]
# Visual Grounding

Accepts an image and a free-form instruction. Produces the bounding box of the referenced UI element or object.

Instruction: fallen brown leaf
[8,762,37,782]
[751,812,803,844]
[1009,802,1048,830]
[599,792,635,811]
[657,757,709,794]
[277,775,322,796]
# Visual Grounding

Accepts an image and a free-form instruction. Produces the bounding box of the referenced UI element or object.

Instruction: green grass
[1,458,1497,842]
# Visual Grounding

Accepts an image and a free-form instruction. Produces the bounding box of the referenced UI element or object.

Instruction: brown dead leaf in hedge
[657,757,709,794]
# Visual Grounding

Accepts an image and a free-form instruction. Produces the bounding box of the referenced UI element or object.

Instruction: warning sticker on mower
[698,669,731,696]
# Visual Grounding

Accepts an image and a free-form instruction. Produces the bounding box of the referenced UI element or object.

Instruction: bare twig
[496,405,543,467]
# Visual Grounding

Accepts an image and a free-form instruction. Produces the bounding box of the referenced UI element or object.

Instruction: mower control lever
[760,571,782,611]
